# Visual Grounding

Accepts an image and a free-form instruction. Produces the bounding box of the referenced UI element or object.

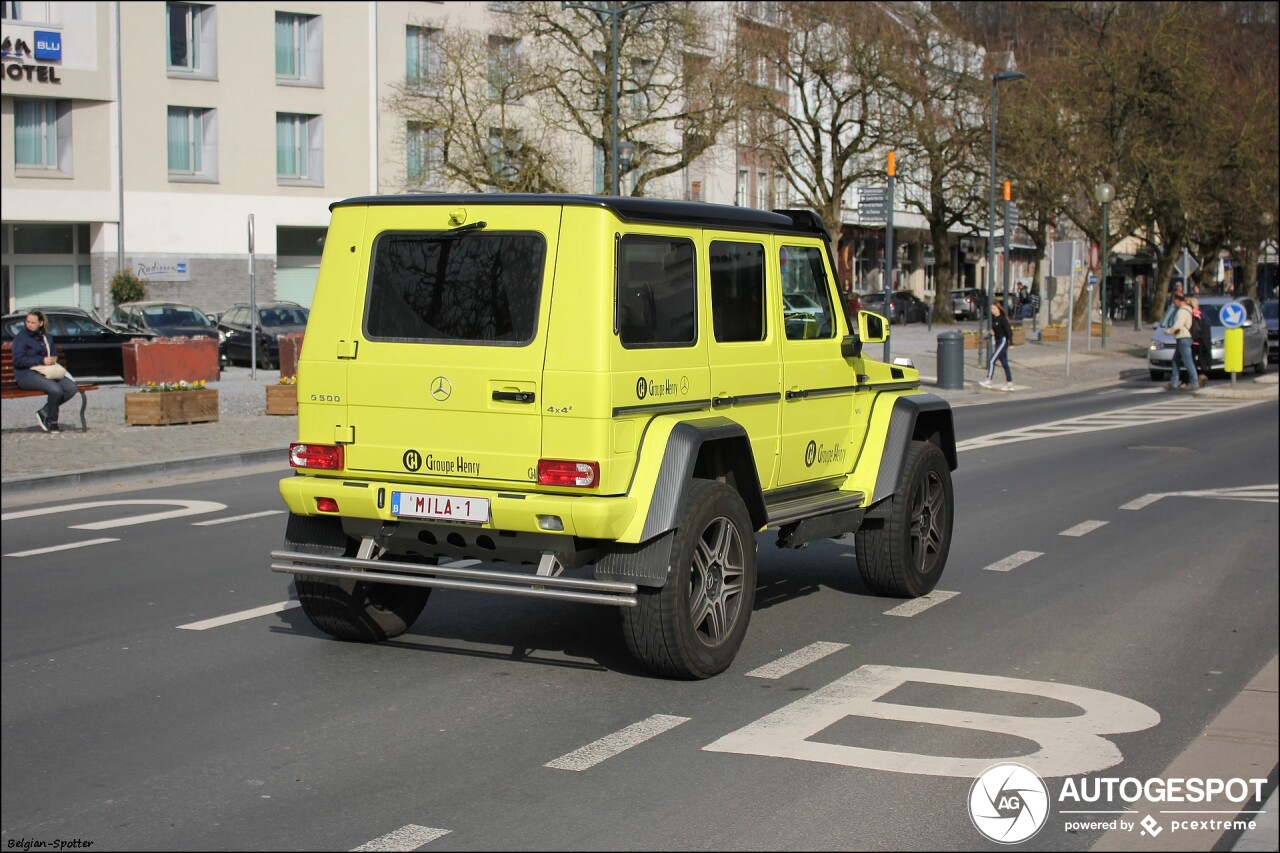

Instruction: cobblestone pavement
[3,319,1274,498]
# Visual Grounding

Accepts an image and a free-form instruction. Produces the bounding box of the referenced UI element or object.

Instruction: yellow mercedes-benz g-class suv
[272,194,956,679]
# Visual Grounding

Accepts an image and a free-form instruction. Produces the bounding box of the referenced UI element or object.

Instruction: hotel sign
[1,27,63,84]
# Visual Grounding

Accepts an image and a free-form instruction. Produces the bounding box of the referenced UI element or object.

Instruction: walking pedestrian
[980,302,1014,391]
[1164,292,1195,390]
[1188,296,1212,387]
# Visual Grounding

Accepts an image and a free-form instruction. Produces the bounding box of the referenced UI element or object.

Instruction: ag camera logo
[969,763,1050,844]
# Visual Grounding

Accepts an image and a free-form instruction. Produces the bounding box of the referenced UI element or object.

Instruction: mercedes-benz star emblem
[430,376,452,401]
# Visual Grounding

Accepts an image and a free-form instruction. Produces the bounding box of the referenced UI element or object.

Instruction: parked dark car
[217,302,309,369]
[109,300,227,366]
[1262,298,1278,361]
[950,287,987,321]
[862,291,930,325]
[2,308,153,378]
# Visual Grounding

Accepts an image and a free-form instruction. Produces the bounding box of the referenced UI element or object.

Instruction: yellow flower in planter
[140,379,208,392]
[278,375,298,385]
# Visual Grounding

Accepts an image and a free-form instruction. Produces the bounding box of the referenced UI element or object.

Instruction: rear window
[365,231,545,344]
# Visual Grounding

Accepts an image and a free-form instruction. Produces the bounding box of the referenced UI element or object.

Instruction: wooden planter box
[1039,327,1065,342]
[1011,325,1026,346]
[123,337,220,386]
[963,334,979,350]
[124,389,219,425]
[1090,321,1110,336]
[265,383,298,416]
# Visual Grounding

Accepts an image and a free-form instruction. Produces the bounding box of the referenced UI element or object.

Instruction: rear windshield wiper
[438,221,487,239]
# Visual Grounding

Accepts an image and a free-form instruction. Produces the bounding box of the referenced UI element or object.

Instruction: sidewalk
[2,319,1275,499]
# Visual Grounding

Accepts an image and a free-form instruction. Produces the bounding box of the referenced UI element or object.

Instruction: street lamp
[1262,211,1276,302]
[1095,182,1114,347]
[985,69,1025,364]
[562,1,656,196]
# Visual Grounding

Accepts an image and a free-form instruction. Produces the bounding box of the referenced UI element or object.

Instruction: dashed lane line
[350,825,451,852]
[1059,520,1109,537]
[544,714,690,772]
[982,551,1043,572]
[746,642,849,679]
[191,510,286,526]
[884,590,960,617]
[177,600,300,631]
[4,538,119,558]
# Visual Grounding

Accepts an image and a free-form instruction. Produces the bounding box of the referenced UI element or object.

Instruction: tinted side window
[617,235,696,348]
[781,245,834,340]
[710,241,765,343]
[366,232,544,344]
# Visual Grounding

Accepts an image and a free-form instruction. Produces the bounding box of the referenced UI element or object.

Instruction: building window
[757,170,768,209]
[167,3,215,77]
[487,35,520,101]
[3,2,50,22]
[13,98,70,174]
[735,168,748,206]
[168,106,216,181]
[406,25,439,84]
[276,113,322,186]
[406,122,442,189]
[487,127,520,187]
[629,58,654,113]
[276,12,321,86]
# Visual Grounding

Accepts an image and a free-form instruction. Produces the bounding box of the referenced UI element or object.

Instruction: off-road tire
[285,513,429,642]
[855,440,952,598]
[623,480,757,679]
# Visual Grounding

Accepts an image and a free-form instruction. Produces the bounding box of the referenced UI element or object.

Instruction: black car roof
[330,193,830,240]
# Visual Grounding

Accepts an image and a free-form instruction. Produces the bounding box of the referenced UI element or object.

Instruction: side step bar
[765,490,865,527]
[270,549,638,607]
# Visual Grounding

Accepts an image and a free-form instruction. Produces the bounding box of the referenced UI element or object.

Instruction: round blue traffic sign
[1219,302,1246,328]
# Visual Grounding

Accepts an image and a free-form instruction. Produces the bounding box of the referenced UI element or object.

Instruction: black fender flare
[870,394,957,506]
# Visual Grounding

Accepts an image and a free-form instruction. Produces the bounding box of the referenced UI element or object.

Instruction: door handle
[492,390,535,403]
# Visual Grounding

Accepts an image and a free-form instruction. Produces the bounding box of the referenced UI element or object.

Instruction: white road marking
[544,714,690,771]
[350,825,451,851]
[177,601,300,631]
[884,590,959,617]
[5,538,119,557]
[703,664,1161,778]
[1122,484,1279,510]
[1060,520,1109,537]
[192,510,285,526]
[957,397,1262,452]
[982,551,1043,572]
[746,642,848,679]
[1,499,227,529]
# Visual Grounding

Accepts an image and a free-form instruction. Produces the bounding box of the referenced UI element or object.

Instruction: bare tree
[736,2,894,242]
[878,3,989,324]
[508,1,744,197]
[387,26,569,192]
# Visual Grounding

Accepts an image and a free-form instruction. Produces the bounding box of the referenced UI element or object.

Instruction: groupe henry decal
[402,450,481,475]
[635,375,691,400]
[803,439,846,467]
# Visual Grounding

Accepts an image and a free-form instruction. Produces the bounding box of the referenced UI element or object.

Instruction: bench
[2,342,98,431]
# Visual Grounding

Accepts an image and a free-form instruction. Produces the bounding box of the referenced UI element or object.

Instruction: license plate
[391,491,490,524]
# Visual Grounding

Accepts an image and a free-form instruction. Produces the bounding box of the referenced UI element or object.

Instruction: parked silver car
[1147,296,1268,380]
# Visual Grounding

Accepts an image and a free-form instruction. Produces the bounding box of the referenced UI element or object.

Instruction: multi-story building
[2,1,984,319]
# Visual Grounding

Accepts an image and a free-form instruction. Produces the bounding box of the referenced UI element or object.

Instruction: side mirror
[859,310,888,343]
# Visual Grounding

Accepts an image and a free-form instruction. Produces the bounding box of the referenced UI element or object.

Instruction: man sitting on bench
[11,309,79,432]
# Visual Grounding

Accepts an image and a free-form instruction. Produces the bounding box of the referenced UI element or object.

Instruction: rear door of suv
[340,202,561,487]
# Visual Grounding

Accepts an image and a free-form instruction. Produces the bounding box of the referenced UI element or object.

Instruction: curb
[0,447,288,499]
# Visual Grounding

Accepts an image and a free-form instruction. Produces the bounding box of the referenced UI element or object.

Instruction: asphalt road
[2,387,1276,852]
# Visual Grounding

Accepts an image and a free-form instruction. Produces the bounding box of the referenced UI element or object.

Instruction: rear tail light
[537,459,599,488]
[289,443,344,470]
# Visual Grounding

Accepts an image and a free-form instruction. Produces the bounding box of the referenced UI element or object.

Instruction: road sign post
[1220,302,1247,387]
